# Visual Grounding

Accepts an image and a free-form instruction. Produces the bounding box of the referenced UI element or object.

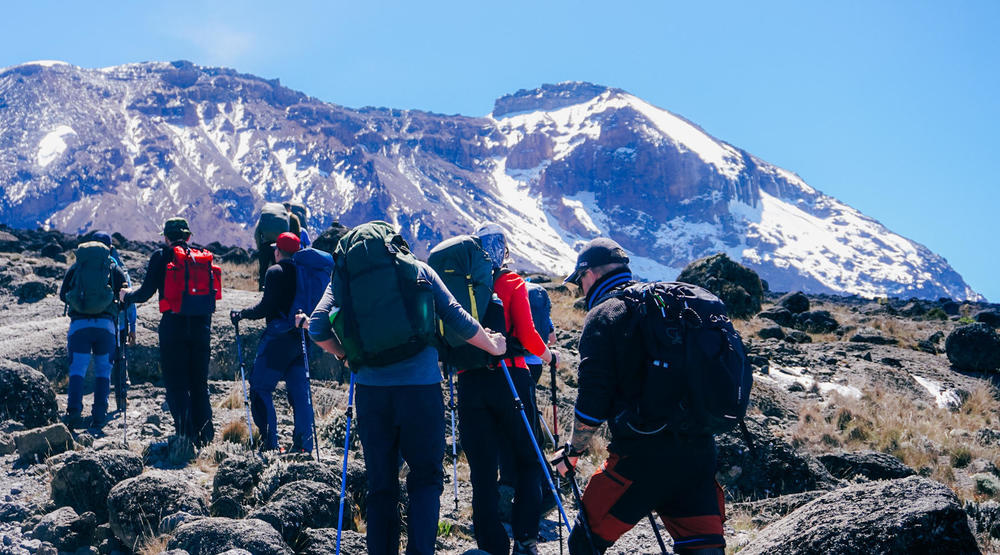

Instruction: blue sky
[2,1,998,301]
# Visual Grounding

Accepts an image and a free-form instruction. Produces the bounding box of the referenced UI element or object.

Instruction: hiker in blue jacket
[307,244,506,555]
[231,232,314,453]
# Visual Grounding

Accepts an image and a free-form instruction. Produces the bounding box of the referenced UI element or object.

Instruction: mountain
[0,60,982,301]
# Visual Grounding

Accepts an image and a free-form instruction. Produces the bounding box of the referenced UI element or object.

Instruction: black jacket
[241,259,296,323]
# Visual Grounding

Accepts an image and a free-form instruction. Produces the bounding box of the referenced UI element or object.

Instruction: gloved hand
[295,310,309,329]
[550,443,582,477]
[548,349,559,369]
[230,310,243,326]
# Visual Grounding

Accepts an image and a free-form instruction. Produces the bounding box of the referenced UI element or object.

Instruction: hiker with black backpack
[254,202,294,291]
[307,221,507,555]
[231,231,333,453]
[121,218,222,446]
[59,239,130,431]
[551,238,751,555]
[431,223,557,555]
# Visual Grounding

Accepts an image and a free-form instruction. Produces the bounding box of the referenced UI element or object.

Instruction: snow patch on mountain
[36,125,76,168]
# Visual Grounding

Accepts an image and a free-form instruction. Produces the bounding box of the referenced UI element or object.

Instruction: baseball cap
[272,231,301,254]
[564,238,630,285]
[90,231,112,247]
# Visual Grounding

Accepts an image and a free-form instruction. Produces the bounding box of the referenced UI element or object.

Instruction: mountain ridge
[0,60,982,301]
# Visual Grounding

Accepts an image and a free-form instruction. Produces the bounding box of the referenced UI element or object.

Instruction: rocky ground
[2,225,1000,554]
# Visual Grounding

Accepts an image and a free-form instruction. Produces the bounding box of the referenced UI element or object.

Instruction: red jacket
[492,271,547,369]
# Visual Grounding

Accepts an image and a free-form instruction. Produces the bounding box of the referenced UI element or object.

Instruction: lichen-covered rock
[946,323,1000,372]
[793,310,839,334]
[676,253,764,319]
[818,450,915,481]
[30,507,96,552]
[758,306,795,327]
[976,310,1000,328]
[14,423,74,463]
[50,449,143,521]
[248,480,349,546]
[0,358,58,428]
[777,291,810,314]
[212,453,266,511]
[298,528,367,555]
[757,326,785,340]
[254,458,341,503]
[166,517,291,555]
[107,470,209,550]
[739,476,979,554]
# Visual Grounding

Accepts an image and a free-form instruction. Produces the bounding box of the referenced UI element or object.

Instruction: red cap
[273,232,301,254]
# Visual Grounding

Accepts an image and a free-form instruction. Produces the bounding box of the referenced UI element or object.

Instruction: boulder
[50,449,144,521]
[107,470,210,550]
[818,451,915,481]
[158,511,202,535]
[0,359,58,428]
[30,507,97,552]
[248,480,349,546]
[676,253,764,319]
[738,476,979,554]
[793,310,839,334]
[976,310,1000,328]
[165,517,291,555]
[730,491,826,528]
[254,458,341,503]
[219,247,251,264]
[757,326,785,341]
[39,242,64,259]
[784,330,812,344]
[965,500,1000,541]
[849,330,899,345]
[946,323,1000,372]
[777,291,810,314]
[212,453,266,510]
[298,528,367,555]
[716,416,839,500]
[758,306,795,327]
[939,298,961,316]
[14,280,55,303]
[14,423,74,463]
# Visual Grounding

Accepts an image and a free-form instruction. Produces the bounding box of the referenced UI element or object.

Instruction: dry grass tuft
[218,260,259,292]
[549,287,586,332]
[217,380,247,409]
[136,534,170,555]
[220,419,252,445]
[790,383,1000,500]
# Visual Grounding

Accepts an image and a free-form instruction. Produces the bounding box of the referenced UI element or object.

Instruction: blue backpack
[273,247,335,333]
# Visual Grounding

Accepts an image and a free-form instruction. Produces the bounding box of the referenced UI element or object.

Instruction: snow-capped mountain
[0,61,981,300]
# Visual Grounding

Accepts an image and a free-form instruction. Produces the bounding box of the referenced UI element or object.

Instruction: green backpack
[66,241,116,316]
[332,221,436,368]
[255,202,290,246]
[427,235,501,370]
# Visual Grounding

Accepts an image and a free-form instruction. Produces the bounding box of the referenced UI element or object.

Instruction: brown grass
[220,419,252,445]
[789,384,1000,500]
[217,381,247,410]
[549,286,586,333]
[218,260,259,292]
[136,534,170,555]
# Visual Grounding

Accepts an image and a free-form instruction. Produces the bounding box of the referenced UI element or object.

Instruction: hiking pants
[459,366,542,555]
[250,329,311,451]
[356,383,445,555]
[66,318,115,416]
[159,313,214,445]
[569,438,725,554]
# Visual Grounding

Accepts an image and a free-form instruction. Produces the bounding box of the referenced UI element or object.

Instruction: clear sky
[2,1,998,301]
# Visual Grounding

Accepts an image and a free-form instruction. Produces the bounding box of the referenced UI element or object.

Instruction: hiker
[254,202,295,290]
[91,232,137,409]
[59,239,130,430]
[121,218,222,446]
[231,231,327,453]
[455,223,556,555]
[498,278,556,510]
[551,238,729,555]
[284,201,311,248]
[307,221,507,555]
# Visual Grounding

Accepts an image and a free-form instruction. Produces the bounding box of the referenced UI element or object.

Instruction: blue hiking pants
[356,383,445,555]
[66,318,115,416]
[250,328,311,451]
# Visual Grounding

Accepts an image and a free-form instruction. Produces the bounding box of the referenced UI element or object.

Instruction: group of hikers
[59,205,752,555]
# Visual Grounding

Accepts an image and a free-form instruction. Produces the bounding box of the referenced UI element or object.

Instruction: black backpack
[612,281,752,437]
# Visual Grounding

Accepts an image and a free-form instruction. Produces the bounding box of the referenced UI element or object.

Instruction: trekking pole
[233,321,255,448]
[498,360,573,533]
[549,358,564,555]
[335,371,356,555]
[297,312,319,461]
[647,513,668,554]
[567,467,601,555]
[448,368,459,511]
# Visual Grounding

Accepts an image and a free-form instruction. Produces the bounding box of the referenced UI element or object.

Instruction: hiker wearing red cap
[231,232,315,452]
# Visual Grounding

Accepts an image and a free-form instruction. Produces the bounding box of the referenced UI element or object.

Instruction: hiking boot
[512,539,539,555]
[88,413,108,431]
[61,411,85,430]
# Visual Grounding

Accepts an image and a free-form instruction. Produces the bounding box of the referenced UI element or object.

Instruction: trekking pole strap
[499,360,573,533]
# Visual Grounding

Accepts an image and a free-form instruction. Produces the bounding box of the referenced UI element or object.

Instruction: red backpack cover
[160,245,222,315]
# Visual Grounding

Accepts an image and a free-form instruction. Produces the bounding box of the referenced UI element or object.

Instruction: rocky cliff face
[0,61,982,300]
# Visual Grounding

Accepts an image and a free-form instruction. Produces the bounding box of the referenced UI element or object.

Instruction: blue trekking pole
[233,321,254,448]
[448,368,459,511]
[335,370,356,555]
[297,312,320,461]
[499,360,573,533]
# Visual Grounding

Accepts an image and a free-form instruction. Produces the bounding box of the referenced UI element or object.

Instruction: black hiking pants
[459,366,542,555]
[159,313,214,445]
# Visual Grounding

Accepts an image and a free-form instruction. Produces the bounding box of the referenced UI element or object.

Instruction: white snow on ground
[36,125,76,167]
[911,374,962,409]
[759,364,864,399]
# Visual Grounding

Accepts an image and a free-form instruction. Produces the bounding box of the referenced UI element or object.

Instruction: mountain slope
[0,61,981,300]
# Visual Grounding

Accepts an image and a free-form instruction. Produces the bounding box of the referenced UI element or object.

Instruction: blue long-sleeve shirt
[309,260,480,386]
[110,248,137,333]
